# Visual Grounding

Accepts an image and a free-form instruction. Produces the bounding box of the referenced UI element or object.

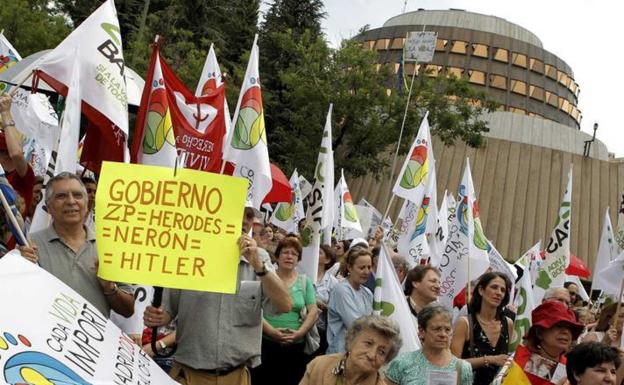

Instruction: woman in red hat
[513,300,585,384]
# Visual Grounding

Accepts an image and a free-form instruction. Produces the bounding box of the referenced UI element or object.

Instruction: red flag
[131,44,226,172]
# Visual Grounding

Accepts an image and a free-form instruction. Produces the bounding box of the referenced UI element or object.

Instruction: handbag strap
[467,314,475,356]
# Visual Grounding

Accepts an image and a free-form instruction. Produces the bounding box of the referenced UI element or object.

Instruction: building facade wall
[356,10,582,129]
[349,135,624,271]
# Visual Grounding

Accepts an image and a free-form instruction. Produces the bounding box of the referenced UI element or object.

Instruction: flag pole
[0,188,29,247]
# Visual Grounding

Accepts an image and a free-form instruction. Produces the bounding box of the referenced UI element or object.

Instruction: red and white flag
[196,44,232,139]
[131,43,227,172]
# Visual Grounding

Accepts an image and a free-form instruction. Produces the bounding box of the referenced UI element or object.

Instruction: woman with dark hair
[315,244,339,355]
[581,302,624,348]
[566,342,621,385]
[253,237,319,385]
[327,247,374,354]
[451,272,514,385]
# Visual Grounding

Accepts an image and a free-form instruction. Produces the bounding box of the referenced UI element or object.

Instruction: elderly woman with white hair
[385,303,473,385]
[299,314,402,385]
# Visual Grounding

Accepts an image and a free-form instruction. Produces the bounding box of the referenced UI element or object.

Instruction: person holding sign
[144,207,292,385]
[19,172,135,318]
[385,303,473,385]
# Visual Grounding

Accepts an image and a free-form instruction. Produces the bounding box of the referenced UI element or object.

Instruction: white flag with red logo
[334,169,362,240]
[195,43,231,139]
[222,35,271,209]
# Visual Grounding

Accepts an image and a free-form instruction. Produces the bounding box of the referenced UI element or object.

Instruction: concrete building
[349,9,624,270]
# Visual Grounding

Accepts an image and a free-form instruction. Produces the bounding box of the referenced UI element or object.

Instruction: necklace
[538,345,559,361]
[476,314,498,326]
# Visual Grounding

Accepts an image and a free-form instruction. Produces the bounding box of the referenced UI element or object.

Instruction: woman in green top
[385,303,473,385]
[252,237,319,385]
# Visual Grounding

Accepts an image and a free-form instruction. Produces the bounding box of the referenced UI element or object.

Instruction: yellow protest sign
[96,161,247,293]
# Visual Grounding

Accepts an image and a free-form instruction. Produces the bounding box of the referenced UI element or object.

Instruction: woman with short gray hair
[299,314,402,385]
[385,303,473,385]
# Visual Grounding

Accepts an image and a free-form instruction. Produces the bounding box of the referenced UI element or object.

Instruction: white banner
[0,251,176,385]
[271,169,305,234]
[404,31,437,63]
[510,243,539,350]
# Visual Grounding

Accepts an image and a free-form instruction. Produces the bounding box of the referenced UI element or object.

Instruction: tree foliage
[3,0,497,180]
[0,0,70,57]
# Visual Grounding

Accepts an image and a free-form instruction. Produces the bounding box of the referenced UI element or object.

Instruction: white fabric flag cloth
[0,31,22,63]
[136,51,177,167]
[396,159,438,267]
[510,244,539,350]
[564,275,589,302]
[0,250,177,385]
[271,169,305,234]
[298,174,312,199]
[374,245,421,353]
[334,169,363,240]
[594,252,624,297]
[533,165,573,303]
[35,0,129,136]
[54,50,81,174]
[591,208,620,292]
[299,104,334,282]
[1,33,58,177]
[392,112,431,205]
[110,285,154,335]
[457,159,490,278]
[488,240,517,295]
[195,43,231,137]
[223,35,272,209]
[429,191,452,267]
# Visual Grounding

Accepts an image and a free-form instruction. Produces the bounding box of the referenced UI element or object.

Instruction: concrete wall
[349,135,624,272]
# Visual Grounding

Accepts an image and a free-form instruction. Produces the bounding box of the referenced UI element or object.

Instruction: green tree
[0,0,70,57]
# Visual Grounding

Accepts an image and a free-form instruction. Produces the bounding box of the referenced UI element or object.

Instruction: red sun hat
[530,300,584,339]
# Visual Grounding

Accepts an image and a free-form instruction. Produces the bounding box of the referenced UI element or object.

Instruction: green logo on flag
[535,270,552,290]
[373,278,395,316]
[399,142,427,189]
[232,86,266,150]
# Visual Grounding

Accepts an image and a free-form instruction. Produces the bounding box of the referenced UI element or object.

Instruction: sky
[263,0,624,157]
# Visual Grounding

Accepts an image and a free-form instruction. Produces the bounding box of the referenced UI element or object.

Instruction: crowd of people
[0,88,623,385]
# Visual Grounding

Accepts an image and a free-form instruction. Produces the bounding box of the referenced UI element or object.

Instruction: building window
[568,81,577,95]
[557,71,570,87]
[391,37,405,49]
[435,38,449,51]
[529,85,545,101]
[559,98,571,113]
[472,43,488,58]
[509,107,526,115]
[529,58,544,74]
[493,48,509,63]
[511,79,527,95]
[468,70,486,85]
[362,41,375,50]
[489,74,507,89]
[375,38,391,50]
[544,64,557,79]
[512,52,527,68]
[404,63,417,75]
[450,40,468,54]
[423,64,442,76]
[545,91,558,107]
[446,66,463,78]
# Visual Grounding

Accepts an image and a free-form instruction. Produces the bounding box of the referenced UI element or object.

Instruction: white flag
[591,208,619,293]
[54,51,81,174]
[298,174,312,199]
[35,0,128,136]
[195,43,231,137]
[594,252,624,298]
[223,35,272,209]
[533,165,572,302]
[510,243,539,350]
[565,275,589,302]
[429,190,452,267]
[488,240,517,285]
[271,169,305,234]
[0,31,22,70]
[136,51,177,167]
[392,113,431,205]
[396,159,438,267]
[457,158,490,278]
[299,105,334,282]
[0,251,177,385]
[334,169,362,240]
[374,245,421,353]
